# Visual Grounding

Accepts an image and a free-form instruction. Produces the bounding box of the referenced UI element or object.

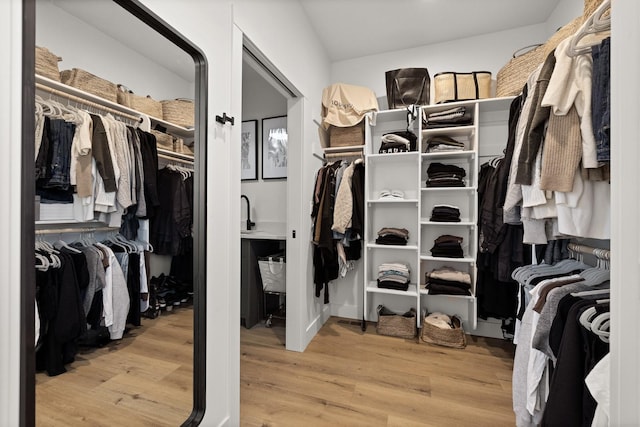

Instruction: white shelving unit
[363,97,515,334]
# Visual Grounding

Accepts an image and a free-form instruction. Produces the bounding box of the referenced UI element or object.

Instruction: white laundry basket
[258,254,286,293]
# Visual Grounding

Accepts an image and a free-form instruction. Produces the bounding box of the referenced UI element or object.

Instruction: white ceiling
[50,0,563,78]
[298,0,563,61]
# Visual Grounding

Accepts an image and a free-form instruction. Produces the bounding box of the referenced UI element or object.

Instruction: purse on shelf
[433,71,492,104]
[385,68,431,109]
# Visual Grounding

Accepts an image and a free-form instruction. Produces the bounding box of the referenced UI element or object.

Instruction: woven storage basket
[496,44,545,97]
[117,85,163,118]
[35,46,62,82]
[161,99,194,128]
[376,306,417,339]
[150,129,174,151]
[584,0,606,17]
[542,16,585,59]
[328,122,365,147]
[420,315,467,349]
[60,68,118,103]
[433,71,492,104]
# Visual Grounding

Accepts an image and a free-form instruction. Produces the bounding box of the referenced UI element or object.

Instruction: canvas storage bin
[117,85,163,118]
[35,46,62,82]
[161,98,195,128]
[434,71,492,104]
[258,254,286,293]
[60,68,118,103]
[328,121,365,148]
[376,305,417,339]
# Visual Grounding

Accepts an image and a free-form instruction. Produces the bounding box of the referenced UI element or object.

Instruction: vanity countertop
[240,221,286,240]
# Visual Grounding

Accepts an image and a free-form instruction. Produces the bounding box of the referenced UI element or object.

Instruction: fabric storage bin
[117,85,163,118]
[35,46,62,82]
[60,68,118,103]
[258,254,286,293]
[328,121,365,147]
[161,98,195,128]
[420,314,466,348]
[433,71,492,104]
[376,305,417,339]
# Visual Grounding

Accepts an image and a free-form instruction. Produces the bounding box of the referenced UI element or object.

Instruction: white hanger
[567,0,610,57]
[53,239,82,254]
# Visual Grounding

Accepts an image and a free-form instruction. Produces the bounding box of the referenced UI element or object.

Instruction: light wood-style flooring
[241,318,516,427]
[36,307,194,426]
[36,309,516,426]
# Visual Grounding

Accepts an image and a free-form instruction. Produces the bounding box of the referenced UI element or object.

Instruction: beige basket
[117,85,163,118]
[35,46,62,82]
[161,99,194,128]
[496,45,545,97]
[584,0,606,18]
[420,315,466,349]
[150,129,174,151]
[433,71,492,104]
[60,68,117,103]
[376,306,417,339]
[328,122,365,147]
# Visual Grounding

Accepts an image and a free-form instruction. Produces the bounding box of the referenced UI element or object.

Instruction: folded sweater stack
[425,266,472,296]
[375,227,409,246]
[430,234,464,258]
[430,204,461,222]
[426,162,466,187]
[425,135,466,153]
[377,262,410,291]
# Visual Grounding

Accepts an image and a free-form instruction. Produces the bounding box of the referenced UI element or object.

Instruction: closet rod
[158,150,194,164]
[567,243,610,260]
[35,226,119,235]
[35,82,142,123]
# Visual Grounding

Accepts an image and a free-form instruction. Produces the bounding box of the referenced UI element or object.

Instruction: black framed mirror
[22,0,207,425]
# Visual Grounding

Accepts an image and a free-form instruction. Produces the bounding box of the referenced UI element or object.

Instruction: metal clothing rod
[35,225,119,235]
[158,152,194,165]
[567,243,610,260]
[36,82,142,123]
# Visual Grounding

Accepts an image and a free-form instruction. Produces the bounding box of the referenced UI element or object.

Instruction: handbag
[433,71,492,104]
[385,68,430,109]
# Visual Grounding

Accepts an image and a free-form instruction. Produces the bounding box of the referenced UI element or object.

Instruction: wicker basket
[150,129,174,151]
[161,99,194,128]
[584,0,606,17]
[376,306,417,339]
[496,44,545,97]
[420,315,466,349]
[60,68,118,103]
[328,122,365,147]
[35,46,62,82]
[117,85,163,118]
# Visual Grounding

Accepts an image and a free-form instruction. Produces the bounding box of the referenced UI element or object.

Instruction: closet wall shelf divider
[366,282,418,296]
[35,75,193,138]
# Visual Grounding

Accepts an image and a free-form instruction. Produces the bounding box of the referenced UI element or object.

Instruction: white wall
[546,0,584,36]
[36,1,193,100]
[240,65,287,227]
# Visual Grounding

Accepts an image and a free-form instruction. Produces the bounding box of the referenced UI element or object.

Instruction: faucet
[240,195,255,231]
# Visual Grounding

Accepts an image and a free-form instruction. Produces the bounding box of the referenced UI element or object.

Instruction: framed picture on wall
[241,120,258,181]
[262,115,288,179]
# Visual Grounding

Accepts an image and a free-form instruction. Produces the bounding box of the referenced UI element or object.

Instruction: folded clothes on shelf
[430,204,461,222]
[425,265,472,296]
[430,234,464,258]
[377,261,411,291]
[423,106,473,129]
[426,162,466,187]
[375,227,409,245]
[425,135,466,153]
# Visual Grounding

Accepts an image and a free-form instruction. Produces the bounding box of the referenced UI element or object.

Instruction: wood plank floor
[36,309,516,426]
[36,307,194,427]
[241,318,516,427]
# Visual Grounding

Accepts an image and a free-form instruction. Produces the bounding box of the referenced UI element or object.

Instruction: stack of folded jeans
[425,135,466,153]
[425,266,472,296]
[426,162,466,187]
[377,262,410,291]
[375,227,409,245]
[430,205,461,222]
[430,234,464,258]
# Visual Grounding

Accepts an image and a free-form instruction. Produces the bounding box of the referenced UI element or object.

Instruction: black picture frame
[261,115,287,179]
[241,120,258,181]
